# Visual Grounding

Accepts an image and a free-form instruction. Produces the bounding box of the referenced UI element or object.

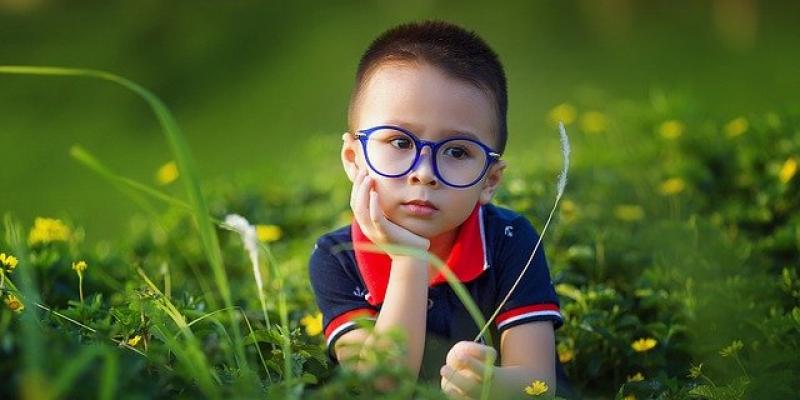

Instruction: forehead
[354,62,497,146]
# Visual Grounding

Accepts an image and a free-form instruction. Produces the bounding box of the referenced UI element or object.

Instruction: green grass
[1,65,798,399]
[1,4,799,398]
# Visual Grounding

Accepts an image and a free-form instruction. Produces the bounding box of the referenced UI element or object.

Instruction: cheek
[355,148,369,170]
[368,176,399,208]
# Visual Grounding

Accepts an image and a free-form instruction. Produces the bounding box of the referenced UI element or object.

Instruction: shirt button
[427,299,434,310]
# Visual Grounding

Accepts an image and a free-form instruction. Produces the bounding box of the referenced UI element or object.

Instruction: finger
[352,173,372,226]
[354,175,383,244]
[368,185,385,231]
[448,355,490,382]
[441,375,472,400]
[349,169,366,208]
[449,341,497,364]
[441,364,480,397]
[442,385,471,400]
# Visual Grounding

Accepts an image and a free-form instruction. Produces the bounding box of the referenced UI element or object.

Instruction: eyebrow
[383,120,483,141]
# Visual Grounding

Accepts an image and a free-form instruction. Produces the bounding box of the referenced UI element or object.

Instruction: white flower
[223,214,263,292]
[557,122,571,199]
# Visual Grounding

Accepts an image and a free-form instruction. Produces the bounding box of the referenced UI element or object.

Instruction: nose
[407,145,438,187]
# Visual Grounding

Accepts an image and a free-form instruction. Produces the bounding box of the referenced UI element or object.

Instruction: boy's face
[342,62,506,239]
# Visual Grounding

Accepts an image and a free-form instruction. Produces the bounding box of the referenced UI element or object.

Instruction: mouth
[403,199,439,210]
[400,199,439,217]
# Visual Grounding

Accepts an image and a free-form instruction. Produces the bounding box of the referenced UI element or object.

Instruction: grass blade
[4,215,46,393]
[0,65,248,374]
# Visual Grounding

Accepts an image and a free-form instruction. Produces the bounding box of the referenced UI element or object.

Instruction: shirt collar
[351,203,489,306]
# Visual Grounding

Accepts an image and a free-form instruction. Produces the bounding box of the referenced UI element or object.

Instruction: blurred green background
[1,0,798,242]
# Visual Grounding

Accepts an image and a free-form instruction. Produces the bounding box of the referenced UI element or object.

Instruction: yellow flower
[658,178,686,196]
[614,204,645,222]
[623,395,637,400]
[301,312,323,336]
[548,103,577,126]
[779,157,797,183]
[560,199,577,223]
[1,253,18,273]
[557,345,574,363]
[580,111,608,134]
[127,335,142,347]
[508,178,527,195]
[524,380,549,396]
[724,117,748,138]
[631,337,657,352]
[658,120,684,140]
[256,224,282,242]
[719,340,743,357]
[5,294,24,313]
[72,260,88,274]
[156,161,179,185]
[627,372,644,382]
[28,217,71,245]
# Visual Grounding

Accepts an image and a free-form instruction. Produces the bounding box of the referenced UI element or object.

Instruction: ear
[341,132,362,182]
[478,159,506,205]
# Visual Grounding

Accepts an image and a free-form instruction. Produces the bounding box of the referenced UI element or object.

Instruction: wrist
[390,256,428,273]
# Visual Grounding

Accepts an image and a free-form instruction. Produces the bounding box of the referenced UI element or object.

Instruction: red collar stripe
[351,204,488,306]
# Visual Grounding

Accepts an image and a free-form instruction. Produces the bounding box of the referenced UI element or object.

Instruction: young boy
[309,21,563,398]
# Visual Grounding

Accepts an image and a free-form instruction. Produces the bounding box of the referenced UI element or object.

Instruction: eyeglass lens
[364,127,488,186]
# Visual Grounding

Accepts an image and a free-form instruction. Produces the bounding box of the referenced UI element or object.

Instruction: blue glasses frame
[355,124,502,188]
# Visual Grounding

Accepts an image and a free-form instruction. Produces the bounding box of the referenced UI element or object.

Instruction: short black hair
[348,20,508,153]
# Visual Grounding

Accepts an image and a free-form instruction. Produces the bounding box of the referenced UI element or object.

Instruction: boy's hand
[350,169,430,256]
[440,341,496,399]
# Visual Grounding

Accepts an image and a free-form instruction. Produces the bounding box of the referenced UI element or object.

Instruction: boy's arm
[494,321,556,398]
[440,321,556,399]
[336,170,431,378]
[336,255,430,378]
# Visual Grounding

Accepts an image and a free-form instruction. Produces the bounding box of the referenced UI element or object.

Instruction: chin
[390,215,448,239]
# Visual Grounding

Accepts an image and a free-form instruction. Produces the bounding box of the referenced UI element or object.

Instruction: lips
[401,199,439,217]
[402,199,438,210]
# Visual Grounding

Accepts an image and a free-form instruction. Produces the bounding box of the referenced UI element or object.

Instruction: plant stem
[734,354,751,380]
[78,274,84,306]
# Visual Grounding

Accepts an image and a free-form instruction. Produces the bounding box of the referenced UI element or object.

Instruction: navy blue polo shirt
[308,202,563,381]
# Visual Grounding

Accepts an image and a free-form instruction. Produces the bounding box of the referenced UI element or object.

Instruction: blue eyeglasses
[355,125,501,188]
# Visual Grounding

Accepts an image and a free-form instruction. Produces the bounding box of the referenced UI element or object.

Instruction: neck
[426,226,460,281]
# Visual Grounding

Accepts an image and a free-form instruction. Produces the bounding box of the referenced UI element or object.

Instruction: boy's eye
[442,145,471,160]
[389,137,413,150]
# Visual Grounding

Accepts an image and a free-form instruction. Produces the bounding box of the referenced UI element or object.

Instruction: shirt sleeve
[308,235,378,361]
[493,215,563,333]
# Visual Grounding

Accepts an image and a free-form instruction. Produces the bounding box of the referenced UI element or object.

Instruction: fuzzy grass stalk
[474,122,570,342]
[222,214,275,384]
[222,215,271,331]
[441,122,570,399]
[0,66,251,377]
